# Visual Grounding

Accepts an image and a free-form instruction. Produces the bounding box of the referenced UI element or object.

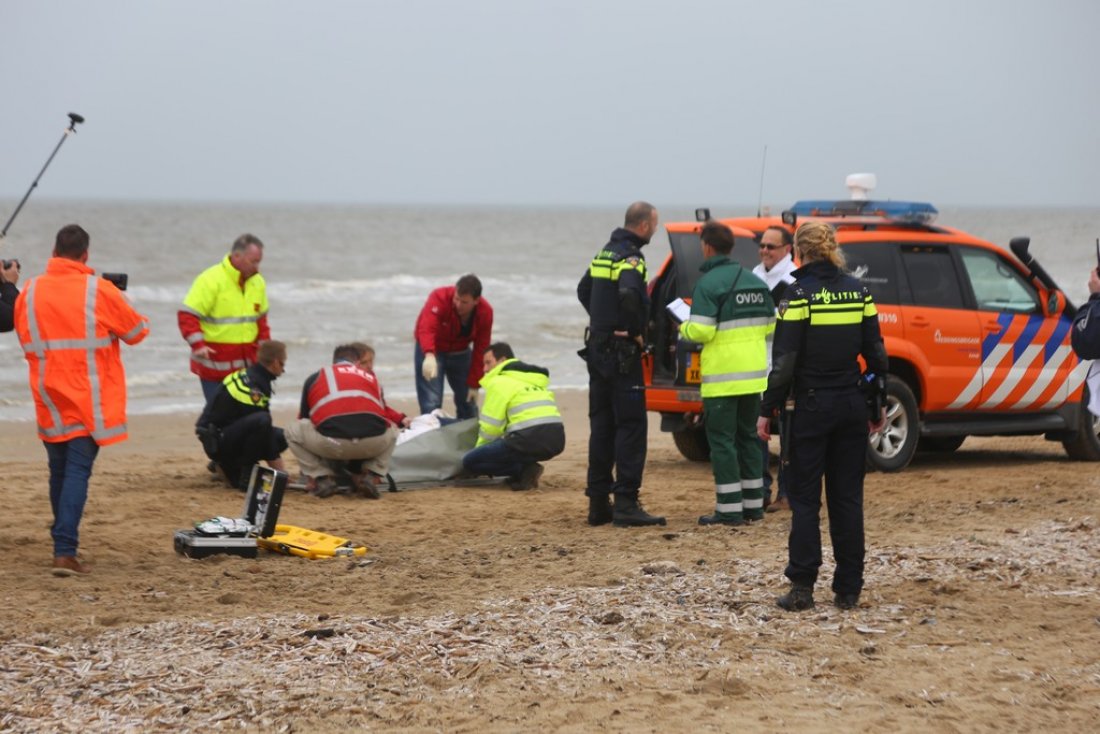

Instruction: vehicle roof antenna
[755,145,768,218]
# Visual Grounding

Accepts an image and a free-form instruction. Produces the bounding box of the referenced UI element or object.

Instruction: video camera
[101,272,128,291]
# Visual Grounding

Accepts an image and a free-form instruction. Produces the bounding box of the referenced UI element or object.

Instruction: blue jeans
[463,439,532,479]
[200,378,222,404]
[414,343,475,420]
[44,436,100,557]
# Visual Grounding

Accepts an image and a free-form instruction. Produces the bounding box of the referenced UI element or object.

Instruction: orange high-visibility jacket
[15,257,150,446]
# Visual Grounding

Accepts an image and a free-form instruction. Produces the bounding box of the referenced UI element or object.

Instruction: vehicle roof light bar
[787,199,939,224]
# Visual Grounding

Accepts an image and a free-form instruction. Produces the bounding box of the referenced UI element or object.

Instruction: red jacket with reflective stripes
[15,257,150,446]
[413,286,493,388]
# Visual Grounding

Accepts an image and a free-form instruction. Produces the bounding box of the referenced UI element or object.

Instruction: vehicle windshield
[667,232,759,299]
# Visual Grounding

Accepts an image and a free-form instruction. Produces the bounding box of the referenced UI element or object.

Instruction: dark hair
[258,339,287,367]
[333,343,362,363]
[456,273,482,299]
[764,225,793,247]
[232,233,264,253]
[349,341,374,358]
[54,224,90,259]
[485,342,514,361]
[700,221,736,255]
[624,201,656,229]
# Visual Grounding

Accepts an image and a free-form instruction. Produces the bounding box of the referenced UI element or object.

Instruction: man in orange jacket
[15,224,150,577]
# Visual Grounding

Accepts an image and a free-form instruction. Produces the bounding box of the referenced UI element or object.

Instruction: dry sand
[0,389,1097,732]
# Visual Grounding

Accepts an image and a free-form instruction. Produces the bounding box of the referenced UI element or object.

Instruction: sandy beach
[0,388,1097,732]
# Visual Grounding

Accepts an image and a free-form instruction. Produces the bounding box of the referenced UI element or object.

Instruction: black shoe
[698,513,745,527]
[776,585,815,611]
[834,592,861,610]
[509,463,544,491]
[587,496,613,526]
[612,496,667,527]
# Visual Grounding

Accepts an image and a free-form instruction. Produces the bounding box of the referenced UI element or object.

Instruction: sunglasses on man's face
[759,243,785,251]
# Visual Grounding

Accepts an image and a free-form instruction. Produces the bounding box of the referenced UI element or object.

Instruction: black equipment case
[174,465,288,559]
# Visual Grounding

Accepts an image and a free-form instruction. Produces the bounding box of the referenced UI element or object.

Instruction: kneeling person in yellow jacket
[462,343,566,490]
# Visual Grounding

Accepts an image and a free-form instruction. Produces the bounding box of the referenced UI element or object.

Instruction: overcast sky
[2,0,1097,208]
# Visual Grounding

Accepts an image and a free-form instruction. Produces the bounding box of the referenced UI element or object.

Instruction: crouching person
[196,339,289,491]
[463,343,566,490]
[285,343,402,499]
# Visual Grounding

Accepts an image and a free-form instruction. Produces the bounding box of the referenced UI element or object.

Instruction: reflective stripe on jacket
[223,368,271,410]
[680,255,775,398]
[476,358,563,446]
[307,361,387,426]
[15,257,149,445]
[179,255,269,380]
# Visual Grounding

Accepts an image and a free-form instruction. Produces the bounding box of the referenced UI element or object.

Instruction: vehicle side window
[841,243,900,305]
[958,247,1039,314]
[900,247,966,309]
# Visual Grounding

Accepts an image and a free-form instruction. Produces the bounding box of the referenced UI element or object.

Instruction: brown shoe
[52,556,91,577]
[349,472,382,500]
[765,497,790,513]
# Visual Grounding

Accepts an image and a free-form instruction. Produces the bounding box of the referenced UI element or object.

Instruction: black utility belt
[794,384,860,396]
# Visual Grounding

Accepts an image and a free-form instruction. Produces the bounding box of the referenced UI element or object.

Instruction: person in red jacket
[15,224,149,576]
[413,274,493,420]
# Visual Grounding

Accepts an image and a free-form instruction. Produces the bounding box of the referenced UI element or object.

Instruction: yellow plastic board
[258,524,368,559]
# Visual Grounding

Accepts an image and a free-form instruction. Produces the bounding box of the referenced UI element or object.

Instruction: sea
[0,200,1097,422]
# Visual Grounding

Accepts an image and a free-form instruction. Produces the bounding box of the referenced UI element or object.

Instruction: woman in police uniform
[757,221,888,612]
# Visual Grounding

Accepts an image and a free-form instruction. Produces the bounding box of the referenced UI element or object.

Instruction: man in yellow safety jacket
[680,220,775,526]
[178,234,269,403]
[462,343,566,490]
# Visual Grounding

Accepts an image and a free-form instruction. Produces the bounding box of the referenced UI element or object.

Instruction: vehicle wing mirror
[1044,290,1066,317]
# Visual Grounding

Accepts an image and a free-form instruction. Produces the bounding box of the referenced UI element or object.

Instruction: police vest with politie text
[578,227,650,372]
[761,260,888,414]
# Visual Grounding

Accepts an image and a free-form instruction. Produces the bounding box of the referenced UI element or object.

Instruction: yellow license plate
[686,351,701,384]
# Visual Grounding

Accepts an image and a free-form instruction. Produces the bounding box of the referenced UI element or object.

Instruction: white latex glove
[421,352,438,380]
[467,388,479,404]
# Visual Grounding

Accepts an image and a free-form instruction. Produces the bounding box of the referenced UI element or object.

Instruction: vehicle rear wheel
[672,424,710,462]
[918,435,966,453]
[1062,390,1100,460]
[867,376,919,472]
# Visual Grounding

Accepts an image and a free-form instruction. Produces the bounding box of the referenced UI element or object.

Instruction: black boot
[587,495,613,526]
[612,495,667,527]
[776,584,815,611]
[834,592,861,610]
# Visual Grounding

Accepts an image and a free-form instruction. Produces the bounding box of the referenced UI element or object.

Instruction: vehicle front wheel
[672,423,710,462]
[1062,389,1100,460]
[867,376,920,472]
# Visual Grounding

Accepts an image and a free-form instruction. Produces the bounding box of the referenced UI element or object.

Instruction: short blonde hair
[795,221,845,269]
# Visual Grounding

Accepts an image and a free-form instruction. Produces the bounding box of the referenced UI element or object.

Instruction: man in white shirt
[753,226,797,512]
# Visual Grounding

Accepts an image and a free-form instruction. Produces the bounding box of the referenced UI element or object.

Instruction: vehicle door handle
[983,322,1002,333]
[909,317,930,328]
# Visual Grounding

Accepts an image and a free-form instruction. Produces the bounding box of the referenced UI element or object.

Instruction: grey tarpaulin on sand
[387,417,479,486]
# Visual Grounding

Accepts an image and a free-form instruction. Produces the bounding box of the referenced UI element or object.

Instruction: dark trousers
[785,387,867,596]
[762,411,790,502]
[463,439,535,479]
[585,343,646,500]
[218,412,286,489]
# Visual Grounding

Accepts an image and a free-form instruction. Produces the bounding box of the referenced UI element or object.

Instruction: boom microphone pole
[0,112,86,240]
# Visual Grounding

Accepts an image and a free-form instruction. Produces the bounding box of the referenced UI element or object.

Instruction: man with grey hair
[178,234,270,403]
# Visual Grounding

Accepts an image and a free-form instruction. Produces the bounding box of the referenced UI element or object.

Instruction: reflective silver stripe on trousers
[743,497,764,509]
[507,399,557,418]
[716,501,743,513]
[310,365,384,412]
[701,368,769,383]
[505,414,564,433]
[716,482,741,495]
[742,477,764,489]
[717,316,775,331]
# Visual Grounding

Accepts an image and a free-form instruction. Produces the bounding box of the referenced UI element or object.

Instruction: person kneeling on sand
[285,343,403,499]
[196,339,289,491]
[462,342,565,490]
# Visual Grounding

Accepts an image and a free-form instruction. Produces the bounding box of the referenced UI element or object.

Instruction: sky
[1,0,1098,209]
